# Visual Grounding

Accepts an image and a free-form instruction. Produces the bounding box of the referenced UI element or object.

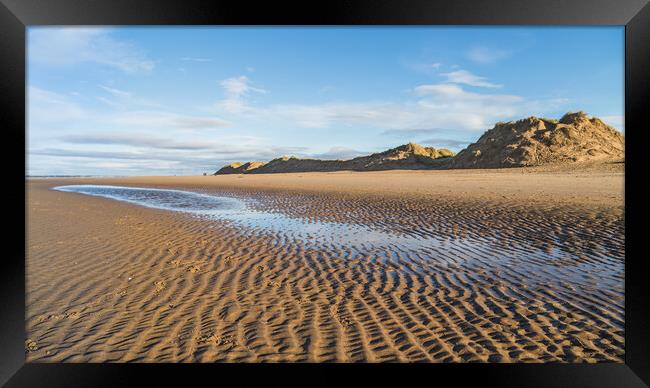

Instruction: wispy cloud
[440,70,502,88]
[212,76,567,132]
[98,85,131,98]
[309,147,366,160]
[97,85,162,109]
[29,86,229,133]
[28,87,86,124]
[29,68,573,175]
[466,46,511,64]
[381,128,449,136]
[29,152,189,176]
[32,148,172,161]
[29,28,155,73]
[59,133,241,151]
[414,83,515,101]
[180,57,212,62]
[113,111,229,130]
[30,141,312,174]
[216,75,268,113]
[419,138,471,149]
[29,147,228,175]
[264,102,411,129]
[413,83,524,129]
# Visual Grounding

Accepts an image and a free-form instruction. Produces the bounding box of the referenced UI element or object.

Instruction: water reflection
[53,185,436,251]
[52,184,623,294]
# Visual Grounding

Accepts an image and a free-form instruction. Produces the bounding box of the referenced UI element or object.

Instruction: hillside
[214,143,455,174]
[450,112,624,169]
[214,162,267,174]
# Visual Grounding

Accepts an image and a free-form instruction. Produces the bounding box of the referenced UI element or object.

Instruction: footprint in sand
[196,332,218,345]
[170,259,204,273]
[154,280,166,295]
[115,288,128,297]
[67,311,80,319]
[267,280,283,288]
[25,339,38,352]
[329,305,353,330]
[37,309,82,323]
[295,296,310,306]
[196,332,237,349]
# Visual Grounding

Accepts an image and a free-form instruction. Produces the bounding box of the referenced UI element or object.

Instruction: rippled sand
[26,167,624,362]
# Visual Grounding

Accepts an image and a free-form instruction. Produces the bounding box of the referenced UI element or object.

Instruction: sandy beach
[26,166,625,362]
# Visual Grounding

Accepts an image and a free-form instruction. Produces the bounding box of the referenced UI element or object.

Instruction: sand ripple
[26,181,624,362]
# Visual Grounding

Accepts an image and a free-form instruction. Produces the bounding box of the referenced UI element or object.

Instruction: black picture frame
[2,0,649,386]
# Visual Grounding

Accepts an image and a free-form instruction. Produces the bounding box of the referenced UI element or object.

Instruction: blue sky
[27,26,624,176]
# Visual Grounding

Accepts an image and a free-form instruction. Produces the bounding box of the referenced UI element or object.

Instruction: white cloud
[268,83,530,131]
[414,83,469,98]
[600,115,624,131]
[28,67,576,175]
[29,64,572,173]
[29,134,312,176]
[98,85,131,98]
[97,85,164,109]
[413,83,524,129]
[440,70,501,88]
[221,76,266,95]
[28,87,86,124]
[30,87,228,136]
[212,75,566,133]
[59,133,257,151]
[29,27,155,73]
[28,153,190,176]
[113,111,229,130]
[216,75,267,113]
[264,102,423,130]
[466,46,510,64]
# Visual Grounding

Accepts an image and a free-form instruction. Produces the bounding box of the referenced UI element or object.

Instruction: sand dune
[215,143,454,175]
[26,168,624,362]
[451,112,624,169]
[213,112,624,174]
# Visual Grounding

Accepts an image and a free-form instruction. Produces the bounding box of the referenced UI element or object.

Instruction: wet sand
[26,166,624,362]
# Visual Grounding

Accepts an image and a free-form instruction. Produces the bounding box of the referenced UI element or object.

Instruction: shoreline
[27,164,625,209]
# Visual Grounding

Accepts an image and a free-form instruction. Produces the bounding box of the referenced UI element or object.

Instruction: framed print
[2,0,649,386]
